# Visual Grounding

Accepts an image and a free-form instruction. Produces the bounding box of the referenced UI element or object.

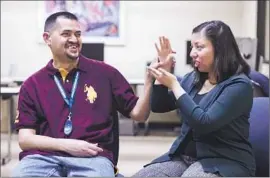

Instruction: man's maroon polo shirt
[15,55,139,164]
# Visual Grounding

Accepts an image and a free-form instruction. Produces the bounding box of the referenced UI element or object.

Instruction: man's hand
[18,129,103,157]
[59,139,103,157]
[145,58,161,83]
[155,36,176,72]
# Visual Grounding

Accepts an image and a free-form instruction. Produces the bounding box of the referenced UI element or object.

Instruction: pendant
[64,119,73,135]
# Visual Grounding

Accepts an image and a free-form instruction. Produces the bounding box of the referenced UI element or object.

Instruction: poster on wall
[37,1,126,45]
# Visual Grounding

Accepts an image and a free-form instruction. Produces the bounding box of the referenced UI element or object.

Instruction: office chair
[249,97,269,177]
[111,100,124,177]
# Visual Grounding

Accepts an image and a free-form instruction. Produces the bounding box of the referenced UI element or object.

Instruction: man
[12,11,153,177]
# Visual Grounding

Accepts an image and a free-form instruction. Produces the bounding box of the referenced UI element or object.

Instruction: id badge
[64,118,73,135]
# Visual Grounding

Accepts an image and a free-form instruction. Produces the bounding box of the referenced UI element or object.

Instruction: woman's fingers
[155,43,160,53]
[158,68,170,76]
[148,67,161,75]
[159,36,164,49]
[147,67,162,78]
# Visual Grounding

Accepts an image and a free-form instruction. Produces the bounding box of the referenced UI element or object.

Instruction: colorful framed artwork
[37,1,126,45]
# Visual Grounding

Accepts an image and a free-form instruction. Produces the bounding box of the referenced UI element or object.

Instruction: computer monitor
[186,40,192,65]
[81,43,104,61]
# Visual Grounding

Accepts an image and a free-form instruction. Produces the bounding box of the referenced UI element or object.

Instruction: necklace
[205,79,217,86]
[200,80,216,94]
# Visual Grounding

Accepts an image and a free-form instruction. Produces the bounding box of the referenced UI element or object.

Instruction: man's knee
[11,164,22,177]
[11,154,61,177]
[91,156,115,176]
[11,159,33,177]
[67,156,115,177]
[182,161,220,177]
[133,161,187,177]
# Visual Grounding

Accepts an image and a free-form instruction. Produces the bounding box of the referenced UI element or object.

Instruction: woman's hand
[155,36,176,72]
[148,67,185,99]
[147,67,178,89]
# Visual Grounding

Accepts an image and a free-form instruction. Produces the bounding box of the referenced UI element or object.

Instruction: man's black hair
[44,11,78,32]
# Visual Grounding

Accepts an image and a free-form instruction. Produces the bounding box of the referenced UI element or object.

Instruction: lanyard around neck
[54,71,80,110]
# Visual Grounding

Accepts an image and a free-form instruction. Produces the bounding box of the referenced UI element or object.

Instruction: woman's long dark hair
[191,20,250,87]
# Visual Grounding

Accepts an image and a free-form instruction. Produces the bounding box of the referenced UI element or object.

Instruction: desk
[1,78,14,85]
[1,86,20,165]
[128,79,144,95]
[117,79,145,136]
[127,79,148,135]
[128,79,145,85]
[1,87,21,94]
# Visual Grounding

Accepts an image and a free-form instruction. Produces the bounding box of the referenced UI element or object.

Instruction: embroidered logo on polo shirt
[84,84,97,104]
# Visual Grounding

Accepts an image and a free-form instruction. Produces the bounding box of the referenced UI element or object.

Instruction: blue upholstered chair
[249,97,269,177]
[249,70,269,97]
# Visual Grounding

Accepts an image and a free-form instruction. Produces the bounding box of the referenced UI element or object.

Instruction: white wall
[260,0,269,77]
[1,1,258,80]
[265,0,269,62]
[241,1,257,38]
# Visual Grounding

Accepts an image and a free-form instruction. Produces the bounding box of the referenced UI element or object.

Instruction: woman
[133,20,256,177]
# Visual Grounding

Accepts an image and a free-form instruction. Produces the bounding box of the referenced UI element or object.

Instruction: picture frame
[37,1,126,46]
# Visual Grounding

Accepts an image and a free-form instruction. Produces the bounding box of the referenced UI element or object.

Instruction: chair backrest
[111,107,119,166]
[111,101,126,177]
[249,70,269,97]
[252,82,266,97]
[249,97,269,177]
